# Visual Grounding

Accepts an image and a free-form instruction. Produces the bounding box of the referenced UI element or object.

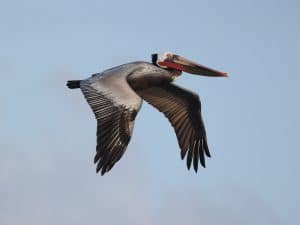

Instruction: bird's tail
[66,80,81,89]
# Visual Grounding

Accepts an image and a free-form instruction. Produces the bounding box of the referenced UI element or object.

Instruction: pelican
[67,52,227,175]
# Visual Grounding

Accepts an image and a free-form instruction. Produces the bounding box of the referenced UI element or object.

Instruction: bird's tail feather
[67,80,81,89]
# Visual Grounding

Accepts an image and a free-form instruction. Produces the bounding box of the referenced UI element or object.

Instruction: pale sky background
[1,0,300,224]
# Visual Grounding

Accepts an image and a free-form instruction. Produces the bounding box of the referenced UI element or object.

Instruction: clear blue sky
[1,0,299,224]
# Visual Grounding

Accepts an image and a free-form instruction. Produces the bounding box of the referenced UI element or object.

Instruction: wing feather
[80,78,142,175]
[136,83,210,172]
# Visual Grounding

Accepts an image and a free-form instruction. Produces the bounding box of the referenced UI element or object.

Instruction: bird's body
[67,52,227,175]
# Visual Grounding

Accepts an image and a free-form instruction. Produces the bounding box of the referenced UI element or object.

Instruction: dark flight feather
[136,83,210,172]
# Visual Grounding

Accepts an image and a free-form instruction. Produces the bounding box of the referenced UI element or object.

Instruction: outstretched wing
[80,75,142,175]
[136,83,210,172]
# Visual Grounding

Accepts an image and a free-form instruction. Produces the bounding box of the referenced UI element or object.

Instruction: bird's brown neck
[168,69,182,81]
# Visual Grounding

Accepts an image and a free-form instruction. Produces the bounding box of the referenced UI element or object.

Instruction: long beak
[159,55,228,77]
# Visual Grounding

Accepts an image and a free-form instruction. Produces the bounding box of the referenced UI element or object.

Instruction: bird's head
[152,52,228,77]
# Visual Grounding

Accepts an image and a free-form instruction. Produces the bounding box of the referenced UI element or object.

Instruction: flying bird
[67,52,227,175]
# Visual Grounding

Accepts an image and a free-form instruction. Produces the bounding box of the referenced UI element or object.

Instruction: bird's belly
[127,74,173,91]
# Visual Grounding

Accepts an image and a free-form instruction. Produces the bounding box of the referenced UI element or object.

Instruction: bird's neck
[169,69,182,81]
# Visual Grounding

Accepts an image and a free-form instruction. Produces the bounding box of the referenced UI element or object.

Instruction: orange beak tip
[221,72,229,77]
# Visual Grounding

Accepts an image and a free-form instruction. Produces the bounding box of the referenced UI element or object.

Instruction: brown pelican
[67,52,227,175]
